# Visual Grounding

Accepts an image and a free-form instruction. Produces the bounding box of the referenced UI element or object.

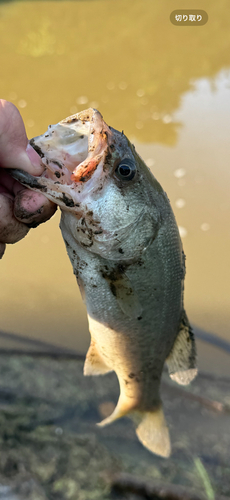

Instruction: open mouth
[9,109,111,208]
[30,108,109,184]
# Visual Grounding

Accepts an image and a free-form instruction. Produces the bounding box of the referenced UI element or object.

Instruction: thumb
[0,100,44,175]
[14,143,44,175]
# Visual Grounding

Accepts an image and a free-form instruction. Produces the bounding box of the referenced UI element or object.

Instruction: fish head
[11,108,163,260]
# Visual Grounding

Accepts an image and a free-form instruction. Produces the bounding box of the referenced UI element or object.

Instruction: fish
[10,108,197,457]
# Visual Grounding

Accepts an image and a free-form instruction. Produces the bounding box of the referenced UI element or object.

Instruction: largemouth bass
[11,108,197,457]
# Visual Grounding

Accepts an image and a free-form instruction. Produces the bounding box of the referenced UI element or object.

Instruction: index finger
[14,189,57,226]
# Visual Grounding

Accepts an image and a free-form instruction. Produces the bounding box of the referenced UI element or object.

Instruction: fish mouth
[10,108,113,209]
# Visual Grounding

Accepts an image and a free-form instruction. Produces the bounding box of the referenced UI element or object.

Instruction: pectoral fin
[105,273,142,319]
[114,276,143,318]
[84,339,112,376]
[166,310,197,385]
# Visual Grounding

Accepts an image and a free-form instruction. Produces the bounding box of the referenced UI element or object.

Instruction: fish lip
[68,108,111,183]
[60,107,102,128]
[29,138,45,158]
[8,168,48,191]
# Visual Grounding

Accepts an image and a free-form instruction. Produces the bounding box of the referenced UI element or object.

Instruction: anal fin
[166,310,197,385]
[84,339,112,376]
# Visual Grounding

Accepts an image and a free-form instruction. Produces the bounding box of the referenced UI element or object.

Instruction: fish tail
[134,406,171,458]
[97,394,171,458]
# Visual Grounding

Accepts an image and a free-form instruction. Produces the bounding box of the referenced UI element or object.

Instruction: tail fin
[97,393,171,458]
[97,393,137,427]
[135,406,171,458]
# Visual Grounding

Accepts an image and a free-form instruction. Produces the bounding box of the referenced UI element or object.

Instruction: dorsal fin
[166,310,197,385]
[84,339,112,376]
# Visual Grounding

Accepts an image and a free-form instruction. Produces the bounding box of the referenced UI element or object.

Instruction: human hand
[0,100,56,258]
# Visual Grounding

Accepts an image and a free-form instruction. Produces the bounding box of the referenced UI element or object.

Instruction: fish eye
[115,159,136,181]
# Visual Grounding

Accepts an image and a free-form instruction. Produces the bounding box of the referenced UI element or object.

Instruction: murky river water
[0,0,230,377]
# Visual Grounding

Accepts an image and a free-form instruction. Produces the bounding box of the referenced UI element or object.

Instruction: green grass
[194,457,215,500]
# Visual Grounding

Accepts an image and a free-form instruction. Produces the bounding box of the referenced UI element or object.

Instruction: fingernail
[26,143,43,169]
